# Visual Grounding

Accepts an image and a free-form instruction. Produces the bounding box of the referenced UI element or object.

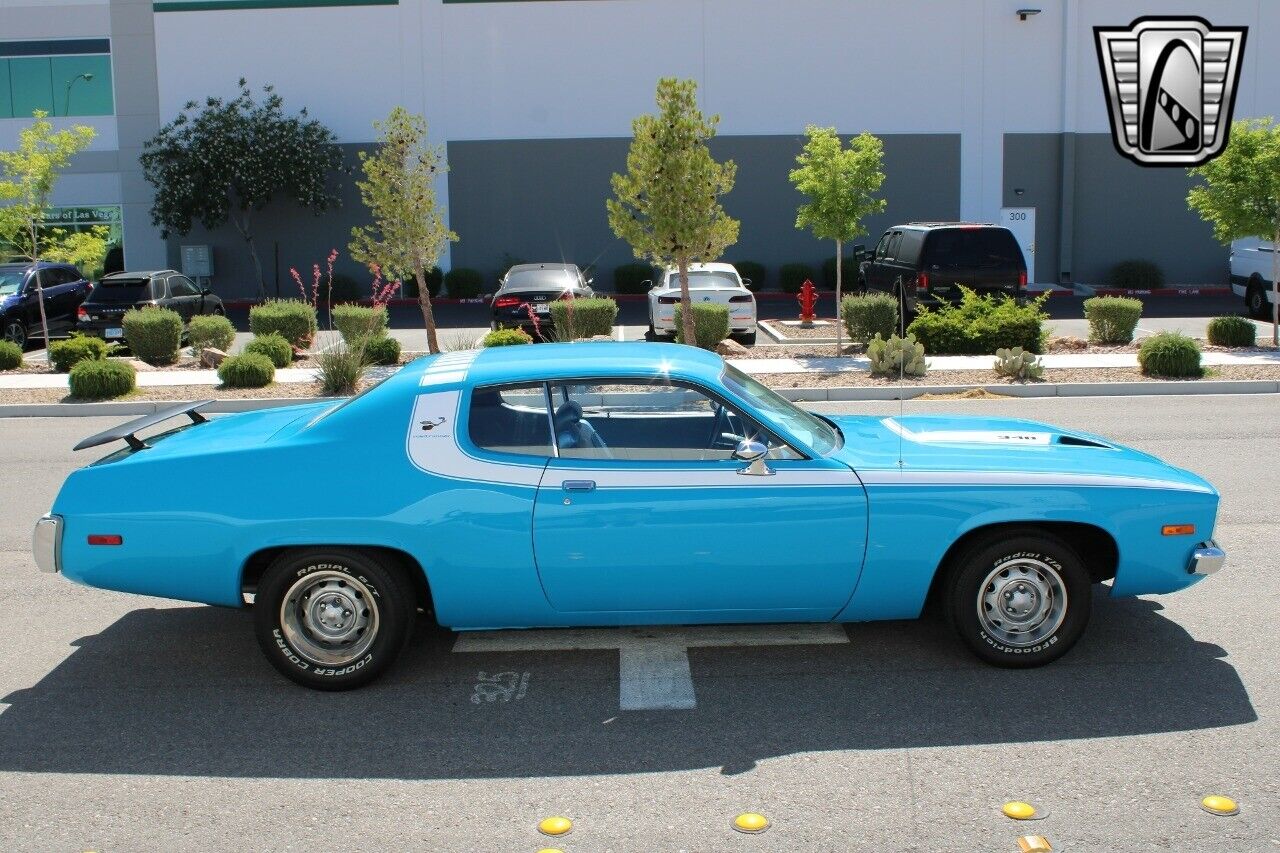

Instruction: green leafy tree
[789,127,887,354]
[0,111,98,353]
[1187,118,1280,345]
[608,77,739,345]
[349,107,457,354]
[140,80,342,300]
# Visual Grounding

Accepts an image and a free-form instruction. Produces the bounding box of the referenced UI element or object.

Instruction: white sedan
[646,262,757,345]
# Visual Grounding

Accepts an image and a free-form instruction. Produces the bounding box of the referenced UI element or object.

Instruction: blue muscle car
[33,342,1225,690]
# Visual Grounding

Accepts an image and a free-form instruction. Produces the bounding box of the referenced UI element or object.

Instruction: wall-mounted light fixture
[1013,188,1026,196]
[1016,8,1041,21]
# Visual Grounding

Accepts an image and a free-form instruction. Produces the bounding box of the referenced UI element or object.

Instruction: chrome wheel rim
[280,571,379,666]
[3,321,24,347]
[976,557,1068,647]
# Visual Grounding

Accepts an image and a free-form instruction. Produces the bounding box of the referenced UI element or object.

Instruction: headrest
[554,400,583,432]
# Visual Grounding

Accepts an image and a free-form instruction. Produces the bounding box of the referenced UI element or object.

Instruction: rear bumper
[1188,540,1226,576]
[33,514,63,574]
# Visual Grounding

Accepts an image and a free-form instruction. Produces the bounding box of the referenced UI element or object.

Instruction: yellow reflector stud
[537,816,573,836]
[1200,795,1239,816]
[732,812,770,833]
[536,849,565,853]
[1162,524,1195,536]
[1017,836,1053,853]
[1002,801,1046,820]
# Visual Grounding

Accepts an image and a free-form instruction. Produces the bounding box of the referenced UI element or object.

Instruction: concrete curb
[1,381,1276,418]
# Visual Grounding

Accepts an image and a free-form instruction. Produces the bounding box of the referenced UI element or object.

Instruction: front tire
[3,318,26,349]
[254,548,416,690]
[945,531,1091,668]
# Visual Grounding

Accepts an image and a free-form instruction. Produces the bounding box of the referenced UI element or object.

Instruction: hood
[826,413,1214,493]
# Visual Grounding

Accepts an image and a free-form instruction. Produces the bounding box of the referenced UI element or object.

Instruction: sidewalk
[4,350,1278,389]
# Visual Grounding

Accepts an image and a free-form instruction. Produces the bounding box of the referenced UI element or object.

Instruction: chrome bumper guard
[1188,540,1226,576]
[33,514,63,574]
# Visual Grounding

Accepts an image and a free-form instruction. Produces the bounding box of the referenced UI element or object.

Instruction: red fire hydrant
[797,279,818,326]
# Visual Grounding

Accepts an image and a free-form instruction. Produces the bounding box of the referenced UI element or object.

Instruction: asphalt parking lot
[0,394,1276,851]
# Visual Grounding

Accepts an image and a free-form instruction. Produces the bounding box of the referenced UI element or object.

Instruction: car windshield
[89,278,151,303]
[720,363,840,455]
[0,271,23,296]
[672,271,740,289]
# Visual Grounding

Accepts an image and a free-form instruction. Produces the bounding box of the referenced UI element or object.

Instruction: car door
[24,268,70,336]
[531,378,867,618]
[167,274,200,320]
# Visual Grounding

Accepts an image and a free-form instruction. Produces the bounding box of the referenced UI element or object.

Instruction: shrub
[993,347,1044,381]
[69,359,136,399]
[328,273,363,303]
[1108,259,1165,290]
[48,334,108,373]
[549,297,618,340]
[779,263,815,294]
[187,314,235,355]
[217,352,275,388]
[122,306,183,365]
[1138,332,1202,378]
[867,333,927,378]
[483,328,533,347]
[0,340,23,370]
[1206,315,1256,347]
[841,292,899,344]
[907,287,1048,354]
[613,263,654,295]
[1083,296,1143,344]
[445,267,484,298]
[249,299,318,349]
[361,334,401,366]
[316,346,364,395]
[822,255,860,290]
[674,303,731,350]
[243,332,293,368]
[733,261,766,291]
[331,304,388,343]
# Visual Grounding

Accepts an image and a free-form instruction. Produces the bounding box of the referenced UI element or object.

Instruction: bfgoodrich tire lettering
[253,548,415,690]
[946,532,1091,668]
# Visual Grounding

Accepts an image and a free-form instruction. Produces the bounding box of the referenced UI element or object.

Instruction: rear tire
[1246,278,1269,319]
[735,330,757,346]
[254,548,416,690]
[945,531,1091,668]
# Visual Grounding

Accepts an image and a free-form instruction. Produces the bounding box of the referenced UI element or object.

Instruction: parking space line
[453,624,849,711]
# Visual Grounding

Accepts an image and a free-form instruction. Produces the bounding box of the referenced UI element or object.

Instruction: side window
[149,277,169,300]
[549,379,801,462]
[873,232,891,260]
[896,231,923,267]
[468,383,554,457]
[169,275,199,297]
[884,232,903,262]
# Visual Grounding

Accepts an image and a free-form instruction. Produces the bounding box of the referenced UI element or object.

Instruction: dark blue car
[0,261,93,349]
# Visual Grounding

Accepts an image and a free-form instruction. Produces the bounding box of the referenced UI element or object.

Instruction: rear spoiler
[73,400,215,452]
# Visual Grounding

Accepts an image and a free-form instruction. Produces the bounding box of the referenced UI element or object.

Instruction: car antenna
[897,275,906,469]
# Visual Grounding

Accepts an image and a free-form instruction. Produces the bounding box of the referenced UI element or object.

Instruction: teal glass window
[1,48,114,119]
[9,57,54,117]
[51,55,113,116]
[0,60,11,119]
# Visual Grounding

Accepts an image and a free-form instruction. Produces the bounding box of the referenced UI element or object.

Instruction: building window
[38,206,124,280]
[0,41,114,119]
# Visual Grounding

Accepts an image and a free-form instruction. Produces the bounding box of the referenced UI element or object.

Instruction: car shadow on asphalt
[0,594,1255,780]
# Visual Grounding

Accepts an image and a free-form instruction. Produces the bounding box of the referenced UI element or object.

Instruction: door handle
[562,480,596,492]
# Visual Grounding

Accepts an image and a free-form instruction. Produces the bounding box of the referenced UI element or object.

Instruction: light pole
[63,72,94,117]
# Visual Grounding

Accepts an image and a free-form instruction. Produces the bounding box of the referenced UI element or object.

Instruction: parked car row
[0,263,225,349]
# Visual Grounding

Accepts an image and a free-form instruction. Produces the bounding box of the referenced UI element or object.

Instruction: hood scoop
[882,417,1112,449]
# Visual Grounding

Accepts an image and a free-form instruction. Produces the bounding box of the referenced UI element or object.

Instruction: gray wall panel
[1002,133,1063,284]
[448,134,961,290]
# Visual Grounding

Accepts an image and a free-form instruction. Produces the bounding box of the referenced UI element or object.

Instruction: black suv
[0,262,93,348]
[76,270,225,342]
[858,223,1027,313]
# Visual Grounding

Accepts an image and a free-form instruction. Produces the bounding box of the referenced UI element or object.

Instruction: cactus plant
[993,346,1044,381]
[867,333,927,378]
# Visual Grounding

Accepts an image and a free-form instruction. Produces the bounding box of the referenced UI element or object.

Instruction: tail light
[916,272,929,292]
[729,294,753,303]
[657,296,680,305]
[1018,270,1027,289]
[77,306,88,319]
[493,295,521,309]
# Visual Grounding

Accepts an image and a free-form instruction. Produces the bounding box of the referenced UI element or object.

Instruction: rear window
[89,278,154,303]
[675,271,740,289]
[503,269,575,291]
[924,228,1024,269]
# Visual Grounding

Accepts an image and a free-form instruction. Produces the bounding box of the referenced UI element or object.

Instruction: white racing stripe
[453,624,849,711]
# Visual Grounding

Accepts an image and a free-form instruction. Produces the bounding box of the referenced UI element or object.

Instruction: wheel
[254,548,417,690]
[735,330,757,346]
[1246,277,1269,319]
[3,318,26,349]
[212,306,225,317]
[944,530,1091,668]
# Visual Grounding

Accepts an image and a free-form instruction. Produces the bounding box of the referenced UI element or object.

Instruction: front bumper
[33,513,63,574]
[1188,540,1226,576]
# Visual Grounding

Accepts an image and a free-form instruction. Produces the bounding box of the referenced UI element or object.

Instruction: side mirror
[200,287,212,296]
[732,439,773,477]
[642,279,653,289]
[742,278,752,287]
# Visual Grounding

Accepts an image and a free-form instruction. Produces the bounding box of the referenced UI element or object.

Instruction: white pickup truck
[1230,238,1280,318]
